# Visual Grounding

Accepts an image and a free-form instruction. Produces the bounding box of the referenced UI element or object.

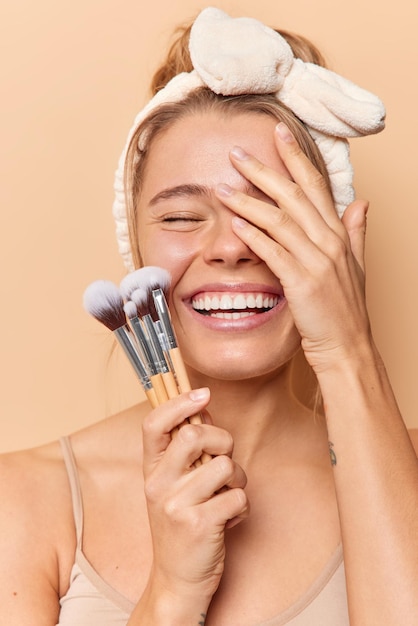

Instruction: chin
[183,340,301,384]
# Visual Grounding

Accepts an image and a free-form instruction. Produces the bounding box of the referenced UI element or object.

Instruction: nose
[203,212,260,268]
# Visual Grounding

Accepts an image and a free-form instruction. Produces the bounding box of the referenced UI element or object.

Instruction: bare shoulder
[0,401,148,624]
[0,399,148,497]
[0,439,72,538]
[0,439,75,622]
[408,429,418,455]
[0,439,76,548]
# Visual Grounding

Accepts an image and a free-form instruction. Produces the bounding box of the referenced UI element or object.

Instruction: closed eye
[162,216,203,222]
[159,213,207,231]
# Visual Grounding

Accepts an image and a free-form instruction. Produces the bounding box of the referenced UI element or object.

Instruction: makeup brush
[129,267,211,465]
[130,288,179,399]
[125,267,197,398]
[121,269,181,379]
[123,300,155,373]
[123,299,172,402]
[121,270,177,388]
[82,280,159,408]
[120,267,164,320]
[143,269,201,401]
[152,284,192,395]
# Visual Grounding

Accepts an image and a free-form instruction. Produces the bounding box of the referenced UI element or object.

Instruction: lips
[191,291,280,319]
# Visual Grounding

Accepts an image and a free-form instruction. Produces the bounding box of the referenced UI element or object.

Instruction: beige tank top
[58,436,350,626]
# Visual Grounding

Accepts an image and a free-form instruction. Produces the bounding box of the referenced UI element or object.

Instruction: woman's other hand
[215,123,372,374]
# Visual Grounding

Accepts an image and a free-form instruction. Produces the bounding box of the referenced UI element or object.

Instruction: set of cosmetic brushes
[83,266,209,462]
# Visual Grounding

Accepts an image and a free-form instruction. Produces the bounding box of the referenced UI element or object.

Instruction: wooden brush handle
[162,346,212,464]
[150,374,169,404]
[168,347,191,393]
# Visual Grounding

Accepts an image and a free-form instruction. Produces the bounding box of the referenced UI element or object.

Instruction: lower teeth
[211,311,254,319]
[195,306,274,318]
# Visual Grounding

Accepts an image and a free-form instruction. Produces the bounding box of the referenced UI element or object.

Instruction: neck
[188,358,319,467]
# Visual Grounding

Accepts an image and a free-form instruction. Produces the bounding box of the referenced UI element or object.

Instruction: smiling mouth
[191,292,280,319]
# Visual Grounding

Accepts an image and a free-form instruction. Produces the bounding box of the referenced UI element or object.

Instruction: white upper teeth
[192,293,279,311]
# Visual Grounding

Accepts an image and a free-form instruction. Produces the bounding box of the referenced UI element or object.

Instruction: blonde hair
[125,20,330,269]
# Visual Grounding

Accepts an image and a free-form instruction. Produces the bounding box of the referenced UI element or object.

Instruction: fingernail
[230,146,249,160]
[189,387,210,402]
[276,122,295,143]
[216,183,233,197]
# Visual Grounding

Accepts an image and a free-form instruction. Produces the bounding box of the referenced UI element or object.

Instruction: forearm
[318,341,418,625]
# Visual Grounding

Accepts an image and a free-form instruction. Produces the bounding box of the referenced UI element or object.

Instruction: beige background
[1,0,417,453]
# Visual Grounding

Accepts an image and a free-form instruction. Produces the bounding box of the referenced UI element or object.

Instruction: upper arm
[0,451,65,625]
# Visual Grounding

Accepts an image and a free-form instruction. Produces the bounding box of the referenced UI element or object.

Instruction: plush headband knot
[190,11,293,94]
[113,7,386,271]
[190,8,385,137]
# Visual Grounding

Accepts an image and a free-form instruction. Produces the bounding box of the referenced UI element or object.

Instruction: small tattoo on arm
[198,613,207,625]
[329,441,337,466]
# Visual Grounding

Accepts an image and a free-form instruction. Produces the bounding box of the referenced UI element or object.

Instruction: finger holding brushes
[140,387,248,607]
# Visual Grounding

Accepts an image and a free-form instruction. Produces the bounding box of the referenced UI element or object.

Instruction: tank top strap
[60,436,84,549]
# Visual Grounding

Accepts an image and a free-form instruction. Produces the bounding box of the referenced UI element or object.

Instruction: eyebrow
[149,183,209,206]
[148,181,262,206]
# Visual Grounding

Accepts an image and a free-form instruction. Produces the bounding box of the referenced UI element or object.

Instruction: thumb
[341,199,369,271]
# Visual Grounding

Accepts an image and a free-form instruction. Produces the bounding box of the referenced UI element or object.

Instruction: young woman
[1,8,417,626]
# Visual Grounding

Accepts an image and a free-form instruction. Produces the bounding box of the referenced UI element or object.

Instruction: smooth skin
[0,112,417,626]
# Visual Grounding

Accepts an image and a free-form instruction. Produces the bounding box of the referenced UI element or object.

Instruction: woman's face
[137,111,301,382]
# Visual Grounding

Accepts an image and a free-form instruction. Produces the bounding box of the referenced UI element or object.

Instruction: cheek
[139,231,199,276]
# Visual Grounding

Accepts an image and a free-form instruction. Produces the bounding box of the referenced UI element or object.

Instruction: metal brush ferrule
[114,326,152,391]
[128,315,157,376]
[142,314,170,374]
[152,288,177,349]
[155,320,175,372]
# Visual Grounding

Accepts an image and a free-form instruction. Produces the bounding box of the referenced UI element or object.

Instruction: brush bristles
[123,300,138,320]
[140,266,171,295]
[120,266,171,300]
[83,280,127,331]
[120,266,172,321]
[131,287,161,321]
[120,271,142,301]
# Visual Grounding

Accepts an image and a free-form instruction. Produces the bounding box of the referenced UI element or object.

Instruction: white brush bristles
[140,266,171,293]
[119,271,143,300]
[123,300,138,320]
[83,280,127,331]
[129,288,150,319]
[120,266,172,320]
[120,266,172,300]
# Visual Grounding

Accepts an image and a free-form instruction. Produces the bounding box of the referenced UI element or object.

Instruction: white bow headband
[113,7,385,271]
